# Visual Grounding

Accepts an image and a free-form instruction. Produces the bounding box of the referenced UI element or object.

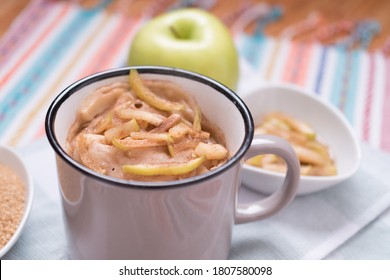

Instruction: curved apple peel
[129,69,184,112]
[122,156,205,176]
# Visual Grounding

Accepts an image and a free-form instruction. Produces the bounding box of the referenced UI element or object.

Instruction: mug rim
[45,66,254,189]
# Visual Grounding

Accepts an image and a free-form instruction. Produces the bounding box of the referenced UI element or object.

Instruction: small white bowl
[241,82,361,196]
[0,145,34,258]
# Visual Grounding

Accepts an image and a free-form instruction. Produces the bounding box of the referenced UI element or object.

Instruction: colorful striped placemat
[0,0,389,154]
[237,36,390,153]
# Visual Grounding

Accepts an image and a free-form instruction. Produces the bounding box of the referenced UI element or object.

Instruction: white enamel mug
[45,67,300,259]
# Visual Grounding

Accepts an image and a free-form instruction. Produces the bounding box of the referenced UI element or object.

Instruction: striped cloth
[0,0,389,154]
[237,35,390,153]
[0,0,142,146]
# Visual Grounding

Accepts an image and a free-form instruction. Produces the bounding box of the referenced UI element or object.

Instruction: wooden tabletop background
[1,0,390,51]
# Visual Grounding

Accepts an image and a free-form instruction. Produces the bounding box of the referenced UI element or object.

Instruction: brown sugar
[0,163,25,249]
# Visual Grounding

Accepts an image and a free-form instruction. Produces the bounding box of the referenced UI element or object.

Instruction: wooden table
[1,0,390,51]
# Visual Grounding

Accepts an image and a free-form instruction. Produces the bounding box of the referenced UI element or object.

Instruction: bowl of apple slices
[241,82,361,196]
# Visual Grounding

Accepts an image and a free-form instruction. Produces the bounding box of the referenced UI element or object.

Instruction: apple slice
[194,142,228,160]
[117,108,164,126]
[129,69,184,112]
[91,112,112,134]
[130,131,173,144]
[168,122,210,140]
[104,119,139,143]
[193,105,202,131]
[122,156,205,176]
[112,138,168,150]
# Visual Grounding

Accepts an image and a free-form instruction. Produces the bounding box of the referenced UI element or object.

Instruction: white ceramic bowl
[0,145,34,258]
[241,82,361,196]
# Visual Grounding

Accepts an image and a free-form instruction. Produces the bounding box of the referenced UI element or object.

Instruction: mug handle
[235,135,300,224]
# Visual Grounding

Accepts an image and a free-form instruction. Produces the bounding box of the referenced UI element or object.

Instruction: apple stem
[169,26,182,39]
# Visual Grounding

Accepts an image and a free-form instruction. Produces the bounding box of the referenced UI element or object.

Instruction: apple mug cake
[66,70,229,182]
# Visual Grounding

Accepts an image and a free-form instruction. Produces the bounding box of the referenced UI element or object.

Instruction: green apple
[128,8,239,90]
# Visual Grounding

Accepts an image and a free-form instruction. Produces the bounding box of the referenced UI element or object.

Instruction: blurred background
[2,0,390,51]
